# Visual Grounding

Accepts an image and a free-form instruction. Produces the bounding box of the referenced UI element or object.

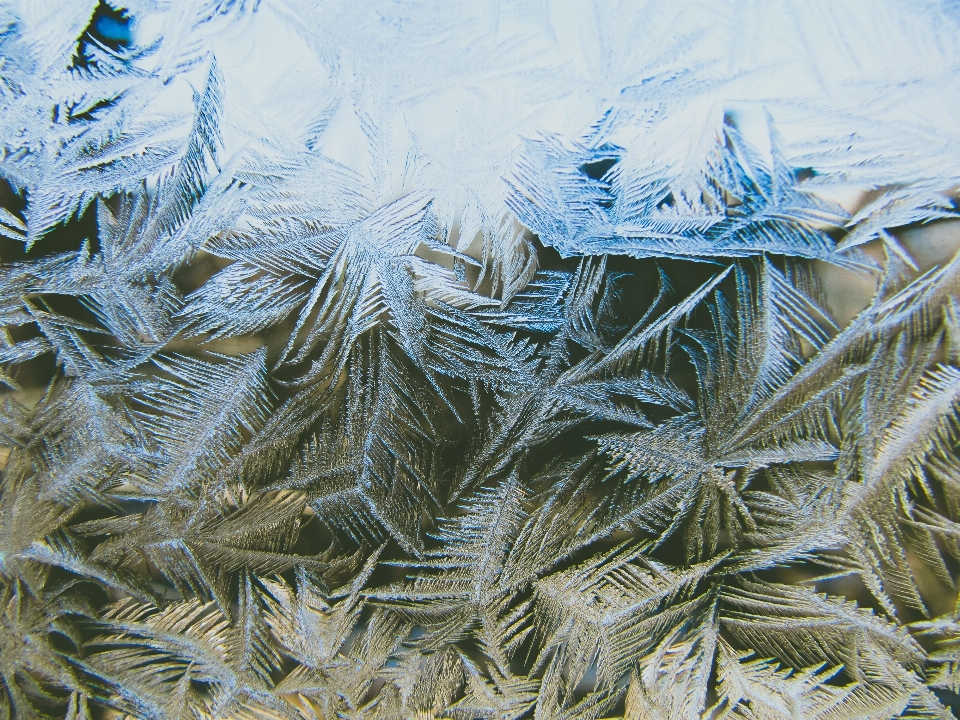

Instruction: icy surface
[1,1,960,718]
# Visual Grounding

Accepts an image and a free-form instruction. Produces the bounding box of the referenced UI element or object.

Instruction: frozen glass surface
[1,2,959,717]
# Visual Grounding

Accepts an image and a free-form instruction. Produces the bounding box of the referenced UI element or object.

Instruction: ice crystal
[1,1,960,718]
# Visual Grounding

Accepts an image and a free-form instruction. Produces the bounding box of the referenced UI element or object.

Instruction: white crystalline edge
[95,1,960,248]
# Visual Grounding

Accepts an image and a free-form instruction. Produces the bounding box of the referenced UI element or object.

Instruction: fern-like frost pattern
[0,1,959,718]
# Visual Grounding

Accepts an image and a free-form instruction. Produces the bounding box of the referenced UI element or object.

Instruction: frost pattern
[1,1,960,718]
